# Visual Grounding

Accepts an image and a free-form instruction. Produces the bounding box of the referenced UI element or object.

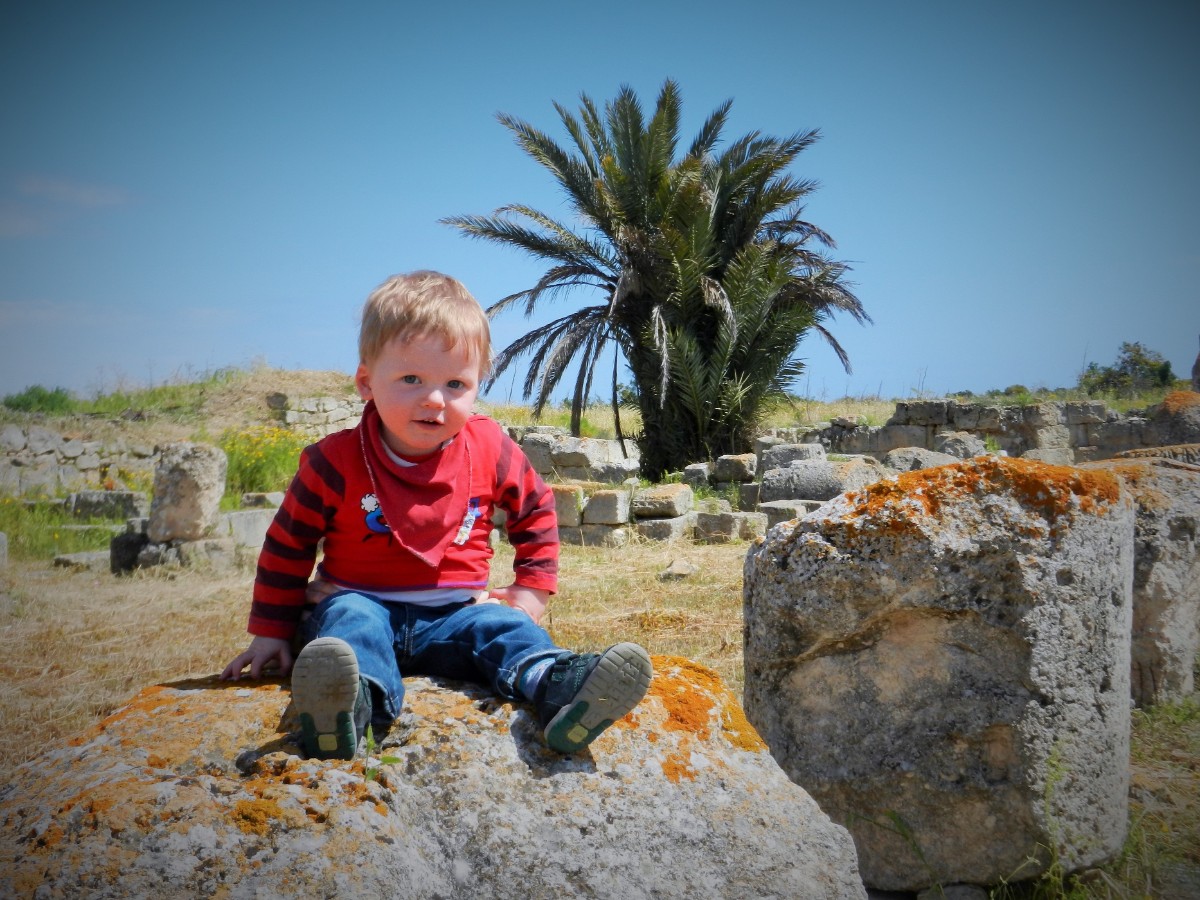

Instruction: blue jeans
[298,591,561,724]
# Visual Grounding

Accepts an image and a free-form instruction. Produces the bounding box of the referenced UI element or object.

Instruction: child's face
[355,333,482,459]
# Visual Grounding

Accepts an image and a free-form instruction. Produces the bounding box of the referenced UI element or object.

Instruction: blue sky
[1,1,1196,404]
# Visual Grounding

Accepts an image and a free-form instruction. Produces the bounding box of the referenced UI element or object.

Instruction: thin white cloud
[17,175,131,208]
[0,175,133,238]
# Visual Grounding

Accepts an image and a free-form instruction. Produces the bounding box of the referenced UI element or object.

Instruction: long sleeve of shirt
[247,416,558,640]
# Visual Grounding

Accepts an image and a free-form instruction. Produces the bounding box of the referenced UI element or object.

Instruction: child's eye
[402,375,420,384]
[448,379,465,390]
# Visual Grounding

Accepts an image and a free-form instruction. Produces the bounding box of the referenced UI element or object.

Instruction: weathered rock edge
[743,457,1134,891]
[0,657,865,900]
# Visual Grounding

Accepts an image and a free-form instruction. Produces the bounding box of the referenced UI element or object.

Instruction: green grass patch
[0,498,122,561]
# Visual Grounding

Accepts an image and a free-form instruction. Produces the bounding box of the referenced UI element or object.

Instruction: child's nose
[422,388,444,407]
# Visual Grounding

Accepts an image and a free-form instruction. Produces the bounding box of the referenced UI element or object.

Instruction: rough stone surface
[1080,457,1200,706]
[743,457,1134,891]
[762,443,828,469]
[1022,448,1076,466]
[695,510,767,544]
[635,514,694,543]
[1150,391,1200,446]
[0,660,865,899]
[146,442,227,543]
[932,430,986,459]
[582,488,632,525]
[882,447,959,472]
[550,483,585,528]
[713,453,757,483]
[759,457,888,503]
[758,499,827,529]
[631,482,694,519]
[1115,443,1200,465]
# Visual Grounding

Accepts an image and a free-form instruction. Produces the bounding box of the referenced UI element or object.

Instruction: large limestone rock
[146,442,227,542]
[0,658,865,899]
[743,457,1134,892]
[1080,457,1200,706]
[1150,391,1200,446]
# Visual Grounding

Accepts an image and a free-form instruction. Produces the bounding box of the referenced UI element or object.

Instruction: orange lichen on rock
[660,752,698,784]
[842,456,1123,532]
[232,798,284,836]
[646,656,765,752]
[1160,390,1200,414]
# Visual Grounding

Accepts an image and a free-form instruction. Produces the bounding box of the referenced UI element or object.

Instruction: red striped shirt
[248,415,558,639]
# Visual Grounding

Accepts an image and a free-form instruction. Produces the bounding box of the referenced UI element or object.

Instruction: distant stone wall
[267,392,364,439]
[764,399,1168,462]
[0,423,157,497]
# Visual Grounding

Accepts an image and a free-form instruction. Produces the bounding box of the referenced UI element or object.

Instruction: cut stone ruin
[743,456,1134,892]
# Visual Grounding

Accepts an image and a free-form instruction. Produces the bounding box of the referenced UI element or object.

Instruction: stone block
[631,483,694,519]
[1065,401,1108,425]
[519,433,557,474]
[738,481,760,511]
[757,499,813,530]
[635,514,694,542]
[1081,458,1200,706]
[0,531,7,569]
[933,431,987,459]
[882,447,959,472]
[760,458,887,503]
[744,456,1134,890]
[1032,424,1071,450]
[713,453,756,483]
[557,526,584,546]
[761,443,827,470]
[581,524,631,547]
[25,425,63,456]
[682,462,712,486]
[0,425,25,452]
[695,510,767,543]
[551,483,585,527]
[147,443,227,543]
[219,509,276,549]
[178,538,239,570]
[870,425,931,454]
[582,489,631,525]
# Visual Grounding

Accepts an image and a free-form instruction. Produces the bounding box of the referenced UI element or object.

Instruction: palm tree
[444,80,868,480]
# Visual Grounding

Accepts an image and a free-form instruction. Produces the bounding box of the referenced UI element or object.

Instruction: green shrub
[2,385,76,414]
[221,426,309,498]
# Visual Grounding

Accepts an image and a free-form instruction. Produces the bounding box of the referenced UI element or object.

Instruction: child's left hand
[484,585,550,625]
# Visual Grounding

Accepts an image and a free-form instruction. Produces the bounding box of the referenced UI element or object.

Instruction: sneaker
[292,637,371,760]
[534,642,653,754]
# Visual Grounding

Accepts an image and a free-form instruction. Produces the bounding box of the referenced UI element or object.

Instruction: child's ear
[354,364,373,401]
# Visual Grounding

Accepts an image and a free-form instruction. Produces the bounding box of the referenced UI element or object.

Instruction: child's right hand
[221,636,294,681]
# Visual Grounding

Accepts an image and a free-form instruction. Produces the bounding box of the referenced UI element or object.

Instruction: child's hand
[221,636,294,681]
[486,585,550,625]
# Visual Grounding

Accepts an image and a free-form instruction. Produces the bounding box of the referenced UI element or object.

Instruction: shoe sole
[544,642,653,754]
[292,637,361,760]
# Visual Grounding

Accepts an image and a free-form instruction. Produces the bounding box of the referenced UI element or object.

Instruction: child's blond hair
[358,271,492,375]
